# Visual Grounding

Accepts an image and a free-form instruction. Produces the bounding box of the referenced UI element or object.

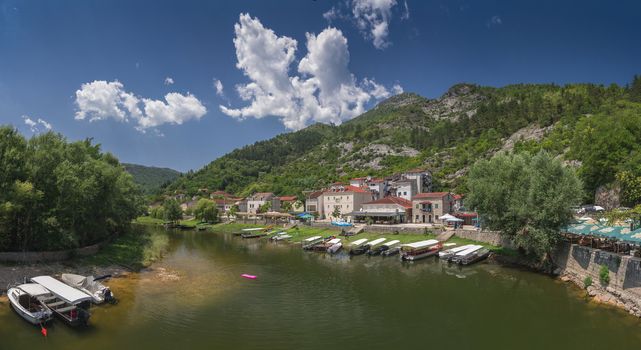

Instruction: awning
[31,276,92,304]
[563,222,641,244]
[17,283,51,297]
[346,211,403,217]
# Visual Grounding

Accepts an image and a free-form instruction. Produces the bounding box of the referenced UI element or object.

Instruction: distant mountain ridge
[123,163,181,194]
[165,78,641,206]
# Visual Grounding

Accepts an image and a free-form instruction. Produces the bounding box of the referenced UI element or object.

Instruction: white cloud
[74,80,206,132]
[164,77,174,85]
[220,14,401,130]
[214,79,224,96]
[392,84,404,94]
[487,15,502,27]
[401,0,410,20]
[22,116,52,133]
[352,0,397,49]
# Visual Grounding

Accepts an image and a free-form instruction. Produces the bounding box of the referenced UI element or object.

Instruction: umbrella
[440,214,457,221]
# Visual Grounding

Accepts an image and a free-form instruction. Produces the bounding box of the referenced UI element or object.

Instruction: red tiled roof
[418,201,432,204]
[306,190,324,199]
[278,196,297,201]
[368,178,385,183]
[324,185,370,194]
[363,196,412,208]
[453,194,463,200]
[413,192,450,199]
[455,212,478,217]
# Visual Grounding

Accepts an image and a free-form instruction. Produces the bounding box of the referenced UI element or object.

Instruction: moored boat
[400,240,442,261]
[302,236,324,250]
[438,244,475,260]
[270,232,291,241]
[327,239,343,254]
[7,283,53,325]
[30,276,92,327]
[449,245,483,264]
[61,274,115,304]
[459,247,491,265]
[363,238,386,255]
[312,237,340,252]
[348,238,369,255]
[370,239,400,256]
[241,232,267,239]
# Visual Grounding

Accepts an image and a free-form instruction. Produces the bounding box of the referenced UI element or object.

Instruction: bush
[583,276,592,289]
[599,265,610,285]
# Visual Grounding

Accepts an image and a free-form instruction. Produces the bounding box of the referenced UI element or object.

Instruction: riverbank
[0,225,170,293]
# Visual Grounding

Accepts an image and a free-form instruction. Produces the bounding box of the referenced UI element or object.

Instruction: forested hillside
[167,76,641,206]
[123,163,181,194]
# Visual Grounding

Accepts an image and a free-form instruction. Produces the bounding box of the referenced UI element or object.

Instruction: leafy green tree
[229,204,239,218]
[258,201,271,213]
[629,75,641,102]
[331,206,341,220]
[163,199,183,223]
[281,201,292,213]
[616,171,641,207]
[466,151,583,258]
[193,199,218,223]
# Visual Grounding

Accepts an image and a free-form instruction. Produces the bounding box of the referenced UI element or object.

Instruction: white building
[321,184,373,222]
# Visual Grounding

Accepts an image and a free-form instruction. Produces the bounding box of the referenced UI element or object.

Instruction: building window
[403,191,407,196]
[416,204,419,209]
[435,203,439,209]
[436,215,439,220]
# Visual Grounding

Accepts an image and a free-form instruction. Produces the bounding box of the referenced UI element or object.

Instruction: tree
[466,151,583,259]
[281,201,292,213]
[331,206,341,220]
[163,199,183,223]
[193,199,218,223]
[629,75,641,102]
[229,204,239,218]
[258,201,271,213]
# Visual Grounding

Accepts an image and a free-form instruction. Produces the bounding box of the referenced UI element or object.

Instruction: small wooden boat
[31,276,92,327]
[241,232,267,239]
[302,236,324,250]
[348,238,369,255]
[370,239,400,256]
[400,240,442,261]
[7,283,53,325]
[438,244,475,260]
[312,237,339,252]
[61,274,115,304]
[270,232,291,241]
[459,247,491,265]
[449,245,483,264]
[234,227,265,236]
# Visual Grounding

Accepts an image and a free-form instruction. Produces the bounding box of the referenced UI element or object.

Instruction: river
[1,226,640,349]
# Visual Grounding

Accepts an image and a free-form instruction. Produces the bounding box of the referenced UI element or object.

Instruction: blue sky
[1,0,640,172]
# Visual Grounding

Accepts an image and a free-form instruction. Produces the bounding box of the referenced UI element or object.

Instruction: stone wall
[452,229,512,247]
[554,243,641,316]
[0,243,101,263]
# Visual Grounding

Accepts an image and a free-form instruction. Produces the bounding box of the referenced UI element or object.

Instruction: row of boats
[7,274,115,328]
[300,235,491,264]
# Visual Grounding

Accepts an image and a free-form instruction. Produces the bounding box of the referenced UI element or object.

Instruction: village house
[278,196,304,213]
[214,198,237,214]
[237,198,248,213]
[389,178,417,201]
[321,183,373,222]
[411,192,454,224]
[347,196,412,224]
[349,177,389,200]
[247,192,281,214]
[403,168,433,194]
[305,190,325,217]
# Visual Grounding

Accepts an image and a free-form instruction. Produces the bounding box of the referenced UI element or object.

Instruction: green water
[2,226,641,349]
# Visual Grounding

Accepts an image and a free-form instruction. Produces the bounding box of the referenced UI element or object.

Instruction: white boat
[242,227,265,232]
[61,274,115,304]
[271,233,292,241]
[439,244,474,259]
[400,239,442,261]
[348,238,369,255]
[459,247,491,265]
[31,276,93,327]
[7,283,54,325]
[327,239,343,254]
[377,240,401,256]
[449,245,483,263]
[302,236,324,249]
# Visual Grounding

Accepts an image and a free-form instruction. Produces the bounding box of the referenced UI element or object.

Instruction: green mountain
[166,77,641,206]
[123,163,181,194]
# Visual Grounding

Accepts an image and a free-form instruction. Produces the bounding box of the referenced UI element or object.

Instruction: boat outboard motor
[104,288,117,304]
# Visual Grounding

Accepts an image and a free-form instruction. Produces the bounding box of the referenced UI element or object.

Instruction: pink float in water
[241,274,257,279]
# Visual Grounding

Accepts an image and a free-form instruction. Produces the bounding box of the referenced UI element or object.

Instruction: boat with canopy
[400,240,442,261]
[7,283,53,325]
[449,245,483,264]
[61,274,115,304]
[376,240,401,256]
[30,276,92,327]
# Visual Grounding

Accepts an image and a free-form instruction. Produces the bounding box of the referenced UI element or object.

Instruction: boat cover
[455,245,483,256]
[304,236,322,242]
[350,238,368,246]
[368,238,386,247]
[402,240,439,250]
[242,228,264,231]
[383,240,400,247]
[17,283,51,297]
[326,238,341,244]
[61,274,104,294]
[31,276,92,304]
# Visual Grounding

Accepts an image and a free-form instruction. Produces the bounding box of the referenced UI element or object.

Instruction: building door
[429,215,432,223]
[422,215,425,223]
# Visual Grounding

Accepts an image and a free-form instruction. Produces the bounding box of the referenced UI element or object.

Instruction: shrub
[599,265,610,285]
[583,276,592,289]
